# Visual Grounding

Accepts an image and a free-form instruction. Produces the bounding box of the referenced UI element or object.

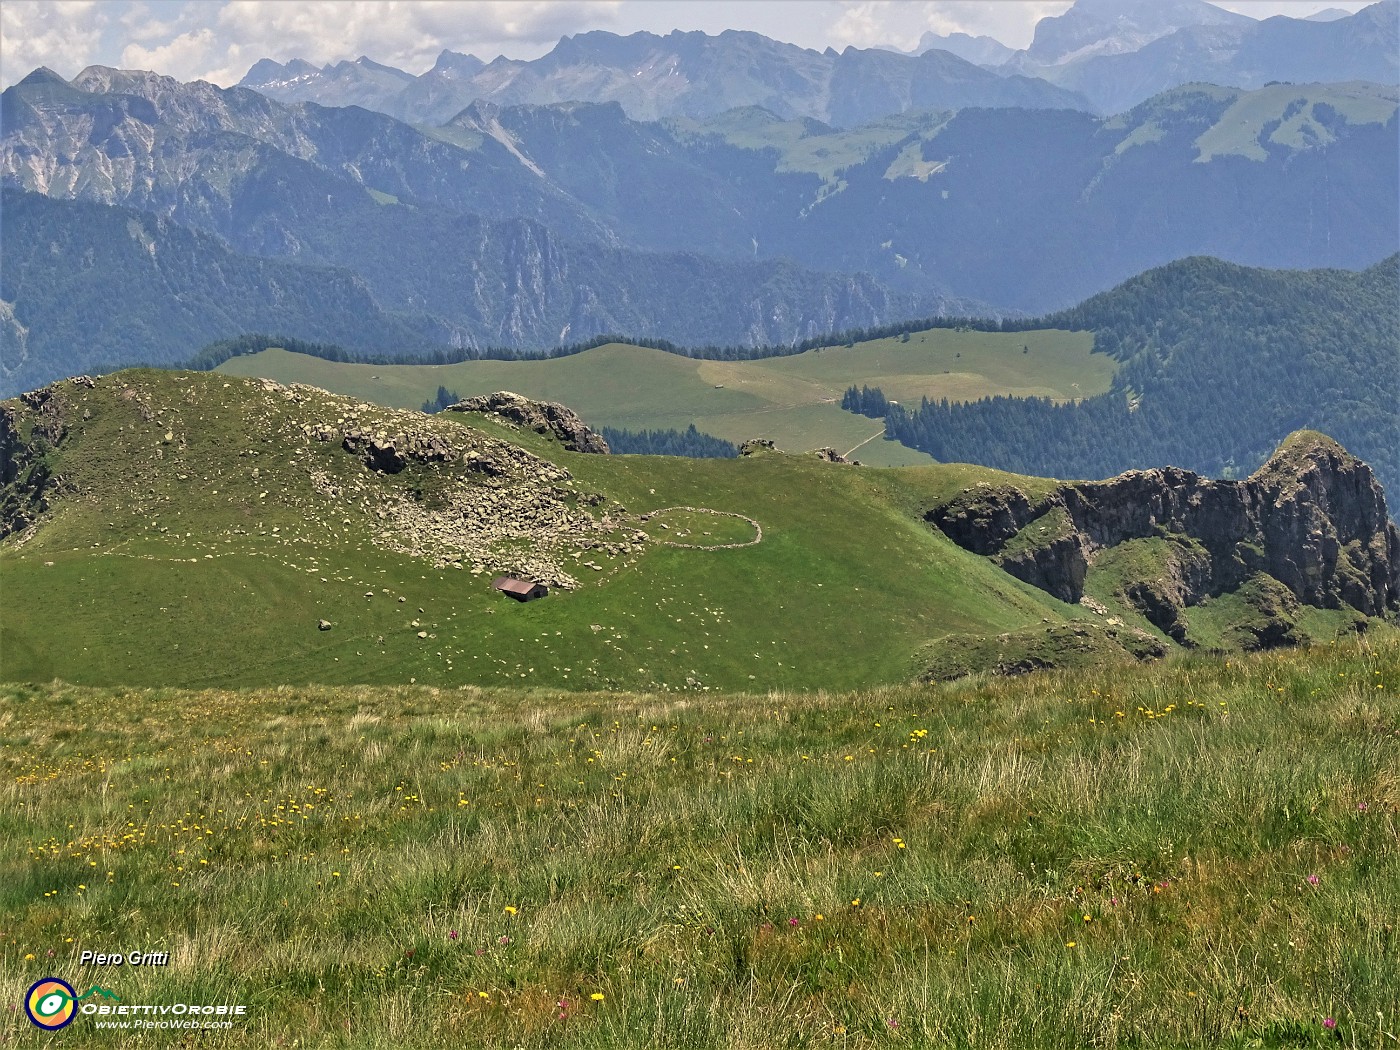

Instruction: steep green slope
[1,371,1087,691]
[217,328,1110,468]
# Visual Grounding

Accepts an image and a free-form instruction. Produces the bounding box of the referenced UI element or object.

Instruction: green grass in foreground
[3,640,1397,1047]
[216,326,1109,468]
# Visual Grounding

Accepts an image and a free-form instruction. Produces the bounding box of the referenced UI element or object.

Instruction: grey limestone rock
[927,432,1400,636]
[447,392,609,454]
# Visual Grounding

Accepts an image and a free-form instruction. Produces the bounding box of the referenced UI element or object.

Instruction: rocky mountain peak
[428,50,485,77]
[73,65,181,96]
[1026,0,1253,66]
[14,67,69,88]
[247,57,320,82]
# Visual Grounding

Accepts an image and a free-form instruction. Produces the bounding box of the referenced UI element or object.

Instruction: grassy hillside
[1,370,1093,692]
[2,640,1396,1047]
[887,255,1400,499]
[217,326,1110,468]
[1187,81,1399,161]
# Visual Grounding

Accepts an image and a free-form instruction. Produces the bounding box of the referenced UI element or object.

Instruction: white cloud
[121,28,223,84]
[121,2,183,44]
[0,0,108,85]
[829,3,899,50]
[917,2,1074,49]
[194,0,622,84]
[827,2,1073,53]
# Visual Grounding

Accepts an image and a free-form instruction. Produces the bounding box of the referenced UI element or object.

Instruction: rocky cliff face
[447,392,610,454]
[928,432,1400,641]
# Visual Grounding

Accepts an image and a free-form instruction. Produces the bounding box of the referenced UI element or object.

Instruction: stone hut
[492,576,548,602]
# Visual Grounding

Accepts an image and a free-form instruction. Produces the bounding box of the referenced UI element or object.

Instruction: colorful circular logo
[25,978,77,1030]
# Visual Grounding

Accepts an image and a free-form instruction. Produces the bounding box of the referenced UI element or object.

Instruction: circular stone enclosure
[638,507,762,549]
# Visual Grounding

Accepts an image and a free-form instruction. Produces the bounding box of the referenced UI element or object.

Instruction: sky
[0,0,1378,88]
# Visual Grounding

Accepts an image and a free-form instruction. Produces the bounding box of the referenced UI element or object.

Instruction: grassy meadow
[216,327,1109,467]
[3,639,1397,1047]
[0,371,1086,692]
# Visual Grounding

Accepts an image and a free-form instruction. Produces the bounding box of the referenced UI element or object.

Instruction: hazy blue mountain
[913,32,1015,68]
[655,82,1397,310]
[389,50,487,122]
[244,50,488,122]
[0,184,930,396]
[1039,1,1399,113]
[1017,0,1252,67]
[239,29,1089,126]
[239,55,415,113]
[0,188,445,394]
[4,65,613,246]
[3,64,1394,387]
[442,99,778,258]
[234,11,1400,128]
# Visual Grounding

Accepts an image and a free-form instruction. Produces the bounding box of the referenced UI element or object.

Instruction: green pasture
[1,371,1082,692]
[1192,81,1398,162]
[670,107,953,187]
[216,326,1110,466]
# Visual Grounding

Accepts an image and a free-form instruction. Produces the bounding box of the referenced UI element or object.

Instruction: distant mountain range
[912,32,1016,68]
[1015,0,1253,68]
[1021,0,1399,113]
[1,60,1394,393]
[238,0,1397,121]
[242,30,1089,127]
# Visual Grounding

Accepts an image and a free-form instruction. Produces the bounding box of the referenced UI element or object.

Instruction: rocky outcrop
[0,404,22,490]
[811,447,850,464]
[738,439,776,456]
[1246,436,1399,615]
[928,433,1400,630]
[1,384,73,538]
[998,534,1089,605]
[340,428,454,474]
[447,391,609,454]
[927,484,1036,555]
[296,387,631,587]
